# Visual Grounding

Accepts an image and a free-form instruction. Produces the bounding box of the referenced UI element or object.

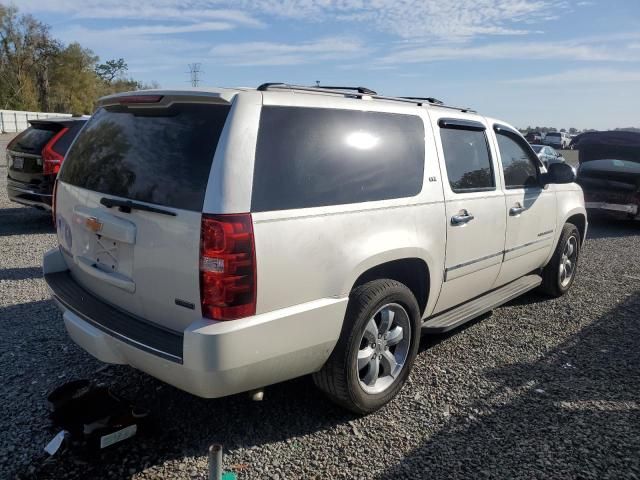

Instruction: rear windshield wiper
[100,197,176,216]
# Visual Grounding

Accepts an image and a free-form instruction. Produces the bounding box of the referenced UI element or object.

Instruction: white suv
[44,84,586,414]
[545,131,570,149]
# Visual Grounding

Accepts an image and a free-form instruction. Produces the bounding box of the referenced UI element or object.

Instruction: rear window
[531,145,543,153]
[9,126,57,154]
[52,122,85,156]
[60,103,230,211]
[251,106,425,212]
[546,132,560,138]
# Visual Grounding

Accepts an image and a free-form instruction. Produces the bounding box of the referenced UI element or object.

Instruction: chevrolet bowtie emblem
[85,216,103,233]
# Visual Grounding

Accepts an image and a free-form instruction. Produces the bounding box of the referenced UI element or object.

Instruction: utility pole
[187,63,202,87]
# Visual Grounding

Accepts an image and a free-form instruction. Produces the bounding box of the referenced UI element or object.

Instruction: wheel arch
[566,212,587,245]
[348,253,437,318]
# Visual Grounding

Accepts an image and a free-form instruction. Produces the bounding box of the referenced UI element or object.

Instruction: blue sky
[19,0,640,130]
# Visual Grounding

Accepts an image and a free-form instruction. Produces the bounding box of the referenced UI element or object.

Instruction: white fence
[0,109,72,133]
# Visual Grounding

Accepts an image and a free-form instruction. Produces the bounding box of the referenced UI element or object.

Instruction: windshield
[579,159,640,173]
[531,146,543,153]
[59,102,230,211]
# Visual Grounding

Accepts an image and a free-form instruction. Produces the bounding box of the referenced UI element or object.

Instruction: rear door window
[59,103,230,211]
[439,121,495,192]
[251,106,425,212]
[9,126,57,154]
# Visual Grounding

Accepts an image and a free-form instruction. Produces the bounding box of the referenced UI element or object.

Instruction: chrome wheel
[559,234,578,288]
[356,303,411,395]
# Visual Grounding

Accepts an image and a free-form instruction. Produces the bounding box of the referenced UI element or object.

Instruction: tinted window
[9,126,56,154]
[53,122,86,156]
[531,145,542,153]
[251,106,425,211]
[496,132,539,188]
[440,128,494,192]
[60,103,230,211]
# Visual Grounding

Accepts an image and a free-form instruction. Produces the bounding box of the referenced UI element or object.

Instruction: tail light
[42,127,68,175]
[200,214,257,321]
[118,95,163,104]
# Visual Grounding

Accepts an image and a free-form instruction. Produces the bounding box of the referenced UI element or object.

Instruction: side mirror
[541,162,575,185]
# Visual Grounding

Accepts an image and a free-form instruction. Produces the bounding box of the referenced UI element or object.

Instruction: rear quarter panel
[544,183,587,265]
[243,93,447,317]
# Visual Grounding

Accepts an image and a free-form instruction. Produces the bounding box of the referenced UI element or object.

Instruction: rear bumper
[43,248,347,398]
[7,180,52,210]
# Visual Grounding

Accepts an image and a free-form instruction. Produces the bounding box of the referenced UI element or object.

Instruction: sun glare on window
[345,131,380,150]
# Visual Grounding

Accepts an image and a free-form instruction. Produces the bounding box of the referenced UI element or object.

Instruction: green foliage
[0,3,156,114]
[95,58,127,82]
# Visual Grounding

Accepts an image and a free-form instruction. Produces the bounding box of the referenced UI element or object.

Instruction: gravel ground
[1,133,639,479]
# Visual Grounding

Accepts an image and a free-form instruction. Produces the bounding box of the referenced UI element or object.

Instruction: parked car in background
[43,85,585,414]
[545,131,571,149]
[525,131,543,143]
[531,144,566,168]
[6,117,87,210]
[575,130,640,219]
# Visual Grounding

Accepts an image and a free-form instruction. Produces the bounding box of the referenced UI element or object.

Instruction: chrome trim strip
[7,184,51,196]
[445,251,504,273]
[445,233,555,279]
[7,150,41,159]
[504,236,550,255]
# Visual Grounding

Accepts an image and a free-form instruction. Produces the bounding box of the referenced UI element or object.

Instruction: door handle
[510,204,526,216]
[451,210,475,225]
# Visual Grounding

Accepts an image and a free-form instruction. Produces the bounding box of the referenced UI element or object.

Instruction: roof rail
[316,85,377,95]
[256,82,475,113]
[256,83,377,97]
[400,96,444,105]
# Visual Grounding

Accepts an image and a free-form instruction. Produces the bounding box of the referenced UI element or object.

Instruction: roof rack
[257,83,377,97]
[316,85,377,95]
[256,82,475,113]
[400,96,444,105]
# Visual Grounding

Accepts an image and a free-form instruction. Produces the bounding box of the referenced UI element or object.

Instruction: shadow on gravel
[0,266,43,281]
[586,216,640,240]
[0,207,53,237]
[379,292,640,479]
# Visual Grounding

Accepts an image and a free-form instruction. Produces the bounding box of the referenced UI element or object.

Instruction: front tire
[312,279,421,414]
[539,223,581,297]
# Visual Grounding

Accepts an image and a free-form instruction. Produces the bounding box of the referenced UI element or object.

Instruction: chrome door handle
[451,210,475,225]
[510,205,526,216]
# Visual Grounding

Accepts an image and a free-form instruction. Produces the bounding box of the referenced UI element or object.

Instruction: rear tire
[539,223,581,297]
[312,279,421,415]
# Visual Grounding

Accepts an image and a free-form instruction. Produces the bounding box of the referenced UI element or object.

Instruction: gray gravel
[1,132,639,479]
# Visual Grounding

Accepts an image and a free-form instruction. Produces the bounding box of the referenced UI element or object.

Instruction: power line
[187,63,202,87]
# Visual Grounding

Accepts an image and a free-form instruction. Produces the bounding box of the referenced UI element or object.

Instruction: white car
[545,131,571,149]
[531,144,566,168]
[44,84,587,414]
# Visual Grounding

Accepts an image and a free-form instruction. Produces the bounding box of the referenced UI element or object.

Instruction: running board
[422,274,542,334]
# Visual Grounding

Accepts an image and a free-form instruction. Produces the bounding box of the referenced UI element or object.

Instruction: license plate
[100,424,137,449]
[12,156,24,169]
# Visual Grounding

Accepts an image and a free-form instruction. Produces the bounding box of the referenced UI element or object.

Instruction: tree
[0,4,157,113]
[50,42,99,115]
[0,5,59,110]
[95,58,127,83]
